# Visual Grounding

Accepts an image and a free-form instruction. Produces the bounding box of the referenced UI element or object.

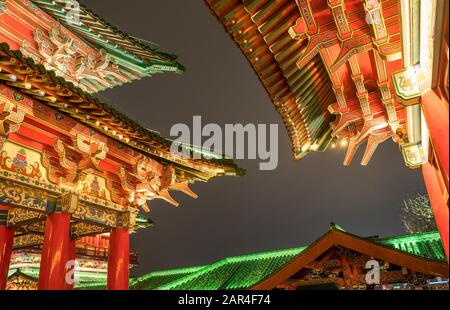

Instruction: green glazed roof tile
[135,230,445,290]
[155,246,307,290]
[374,231,446,262]
[130,266,206,290]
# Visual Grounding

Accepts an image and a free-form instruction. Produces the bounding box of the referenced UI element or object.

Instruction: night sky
[80,0,426,276]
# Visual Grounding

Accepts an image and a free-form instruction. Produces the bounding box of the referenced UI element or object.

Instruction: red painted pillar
[423,162,449,262]
[38,213,71,290]
[107,228,129,290]
[0,225,14,290]
[421,90,449,190]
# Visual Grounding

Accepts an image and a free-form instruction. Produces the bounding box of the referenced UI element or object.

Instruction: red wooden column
[38,212,71,290]
[421,90,449,190]
[421,90,449,262]
[0,206,14,290]
[107,228,129,290]
[423,162,449,262]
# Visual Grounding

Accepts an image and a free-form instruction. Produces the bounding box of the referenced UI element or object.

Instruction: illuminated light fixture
[310,143,319,151]
[331,142,337,149]
[301,143,311,153]
[340,139,348,147]
[405,66,419,84]
[95,121,101,126]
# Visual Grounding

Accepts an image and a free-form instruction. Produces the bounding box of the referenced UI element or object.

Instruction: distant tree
[401,194,437,234]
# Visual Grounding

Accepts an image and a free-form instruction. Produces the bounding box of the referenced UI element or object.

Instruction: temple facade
[72,225,448,290]
[6,233,139,290]
[0,0,241,290]
[204,0,449,261]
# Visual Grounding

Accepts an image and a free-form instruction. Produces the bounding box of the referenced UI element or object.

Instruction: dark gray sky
[80,0,426,276]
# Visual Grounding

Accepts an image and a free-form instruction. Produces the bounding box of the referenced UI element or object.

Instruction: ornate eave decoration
[20,28,128,93]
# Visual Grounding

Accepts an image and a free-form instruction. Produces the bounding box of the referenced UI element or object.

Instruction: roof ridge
[76,2,179,62]
[375,230,440,241]
[135,265,206,280]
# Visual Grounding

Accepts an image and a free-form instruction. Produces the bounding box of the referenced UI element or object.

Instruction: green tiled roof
[153,247,307,290]
[135,215,154,230]
[8,268,39,280]
[132,230,445,290]
[374,231,446,262]
[75,246,309,290]
[130,266,206,290]
[75,281,107,290]
[9,267,107,285]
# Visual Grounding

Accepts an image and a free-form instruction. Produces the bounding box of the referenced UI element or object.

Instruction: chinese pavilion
[0,0,242,290]
[6,230,150,290]
[204,0,449,260]
[74,225,449,290]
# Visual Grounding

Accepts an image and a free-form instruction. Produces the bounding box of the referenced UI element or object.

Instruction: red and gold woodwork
[205,0,449,261]
[393,0,449,261]
[0,0,183,93]
[275,246,439,290]
[0,0,241,290]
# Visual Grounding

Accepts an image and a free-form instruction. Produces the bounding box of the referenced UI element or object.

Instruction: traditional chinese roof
[66,228,449,290]
[2,0,184,93]
[8,268,40,281]
[204,0,407,164]
[205,0,334,158]
[33,0,184,70]
[8,267,108,285]
[129,266,207,290]
[128,228,446,290]
[135,215,154,230]
[374,231,446,261]
[0,43,244,181]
